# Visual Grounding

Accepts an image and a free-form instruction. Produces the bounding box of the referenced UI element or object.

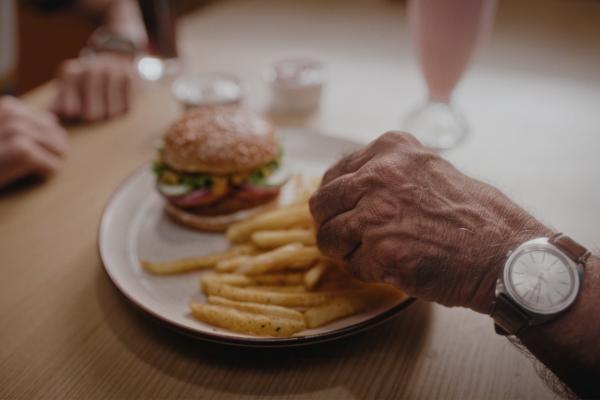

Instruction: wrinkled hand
[52,53,138,122]
[0,96,68,188]
[310,132,550,313]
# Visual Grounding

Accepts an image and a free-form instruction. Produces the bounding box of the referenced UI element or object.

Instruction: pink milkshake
[404,0,497,149]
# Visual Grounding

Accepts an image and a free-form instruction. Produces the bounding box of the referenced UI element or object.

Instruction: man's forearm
[518,256,600,398]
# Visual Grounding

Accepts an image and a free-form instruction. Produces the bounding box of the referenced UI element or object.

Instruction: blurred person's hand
[0,96,68,188]
[52,53,139,123]
[309,131,550,314]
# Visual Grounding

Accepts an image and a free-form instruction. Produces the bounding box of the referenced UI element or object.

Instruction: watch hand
[532,279,543,303]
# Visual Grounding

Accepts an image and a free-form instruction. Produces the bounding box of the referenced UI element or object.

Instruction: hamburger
[153,106,286,231]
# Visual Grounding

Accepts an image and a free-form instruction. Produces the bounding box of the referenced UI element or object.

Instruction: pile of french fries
[141,177,405,337]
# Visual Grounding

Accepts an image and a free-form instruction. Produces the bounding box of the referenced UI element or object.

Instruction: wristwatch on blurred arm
[492,233,590,336]
[80,27,142,58]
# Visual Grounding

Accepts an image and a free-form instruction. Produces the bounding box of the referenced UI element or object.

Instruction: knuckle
[382,130,404,140]
[378,130,405,144]
[336,174,353,197]
[362,197,390,223]
[409,148,441,169]
[56,126,68,140]
[322,168,337,184]
[8,136,33,162]
[375,238,410,268]
[401,132,420,145]
[58,59,79,76]
[99,64,113,76]
[2,120,25,139]
[3,120,21,135]
[116,63,133,78]
[309,181,341,224]
[322,157,346,182]
[358,164,386,188]
[81,66,94,80]
[308,192,322,221]
[126,67,137,81]
[0,96,18,113]
[376,131,421,149]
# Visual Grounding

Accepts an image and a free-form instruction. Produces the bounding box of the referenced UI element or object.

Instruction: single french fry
[246,285,307,293]
[238,243,304,275]
[291,175,322,205]
[190,303,306,337]
[289,246,322,268]
[226,203,312,243]
[293,193,311,205]
[215,255,252,273]
[141,244,254,275]
[251,229,316,248]
[291,173,304,190]
[290,173,308,204]
[304,295,368,328]
[203,281,331,307]
[239,245,322,276]
[200,273,254,291]
[250,272,304,286]
[207,296,304,321]
[201,273,307,291]
[308,176,322,192]
[304,260,329,290]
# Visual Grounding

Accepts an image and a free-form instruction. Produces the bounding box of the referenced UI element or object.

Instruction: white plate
[99,128,413,347]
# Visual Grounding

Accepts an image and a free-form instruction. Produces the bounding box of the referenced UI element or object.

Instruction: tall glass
[404,0,497,149]
[136,0,181,81]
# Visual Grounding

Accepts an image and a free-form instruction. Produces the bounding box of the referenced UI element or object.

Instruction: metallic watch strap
[549,233,591,265]
[492,293,530,335]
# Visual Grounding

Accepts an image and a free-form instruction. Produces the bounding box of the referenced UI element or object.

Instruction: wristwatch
[79,28,141,59]
[492,233,590,336]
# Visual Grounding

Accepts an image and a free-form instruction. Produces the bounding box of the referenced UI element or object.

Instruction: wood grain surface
[2,0,599,398]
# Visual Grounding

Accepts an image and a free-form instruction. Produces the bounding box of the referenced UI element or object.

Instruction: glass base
[136,56,182,82]
[403,101,468,150]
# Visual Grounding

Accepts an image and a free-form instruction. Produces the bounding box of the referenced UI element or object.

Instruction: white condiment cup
[263,58,326,114]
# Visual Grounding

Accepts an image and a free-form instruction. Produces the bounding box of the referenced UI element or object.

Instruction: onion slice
[166,188,226,208]
[157,182,192,196]
[262,164,289,187]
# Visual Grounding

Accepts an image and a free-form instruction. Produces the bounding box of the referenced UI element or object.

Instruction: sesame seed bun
[162,106,278,174]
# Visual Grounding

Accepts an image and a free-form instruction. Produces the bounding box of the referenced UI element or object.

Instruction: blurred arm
[77,0,146,48]
[51,0,146,122]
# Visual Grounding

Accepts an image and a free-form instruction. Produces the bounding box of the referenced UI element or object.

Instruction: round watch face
[504,242,580,315]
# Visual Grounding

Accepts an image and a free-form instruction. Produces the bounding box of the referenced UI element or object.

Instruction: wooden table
[2,0,599,398]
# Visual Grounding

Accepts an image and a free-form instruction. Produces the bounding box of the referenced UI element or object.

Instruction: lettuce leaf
[152,152,281,189]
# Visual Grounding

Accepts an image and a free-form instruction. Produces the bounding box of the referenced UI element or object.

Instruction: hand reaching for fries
[309,132,549,314]
[141,184,406,338]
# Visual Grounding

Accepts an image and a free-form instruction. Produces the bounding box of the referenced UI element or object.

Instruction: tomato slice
[234,184,282,201]
[166,188,224,209]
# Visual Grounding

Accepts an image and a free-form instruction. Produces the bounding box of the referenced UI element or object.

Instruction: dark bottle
[138,0,178,59]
